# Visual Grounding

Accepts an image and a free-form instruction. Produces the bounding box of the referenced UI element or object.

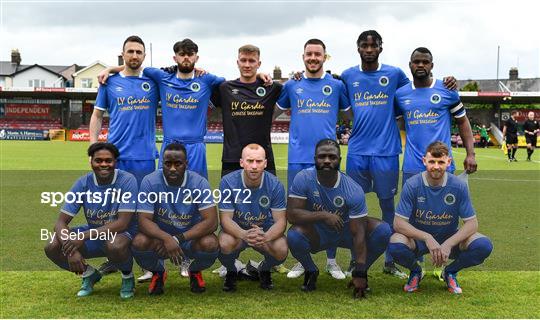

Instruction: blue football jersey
[137,169,215,235]
[94,73,159,160]
[143,67,224,143]
[219,170,286,230]
[341,64,409,156]
[289,168,368,235]
[61,169,138,232]
[277,73,350,164]
[395,172,475,242]
[395,79,465,173]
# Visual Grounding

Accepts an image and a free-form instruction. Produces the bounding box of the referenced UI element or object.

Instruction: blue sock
[379,198,395,264]
[190,250,219,272]
[445,237,493,274]
[366,222,392,268]
[259,253,286,272]
[326,247,337,260]
[287,229,317,272]
[218,250,240,272]
[113,256,133,273]
[132,249,165,272]
[388,242,421,273]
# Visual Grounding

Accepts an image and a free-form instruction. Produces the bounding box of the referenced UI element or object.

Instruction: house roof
[11,64,67,80]
[72,61,109,77]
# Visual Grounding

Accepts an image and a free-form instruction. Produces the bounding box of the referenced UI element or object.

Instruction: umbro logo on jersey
[296,88,304,94]
[353,82,360,87]
[141,82,151,92]
[322,85,332,96]
[190,82,201,92]
[232,89,240,95]
[417,196,425,203]
[379,76,389,86]
[313,191,320,197]
[430,94,441,104]
[405,99,411,105]
[115,87,123,92]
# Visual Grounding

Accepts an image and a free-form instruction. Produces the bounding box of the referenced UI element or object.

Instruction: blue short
[311,223,353,253]
[71,225,133,259]
[159,140,208,179]
[287,163,314,192]
[346,154,399,199]
[117,159,156,186]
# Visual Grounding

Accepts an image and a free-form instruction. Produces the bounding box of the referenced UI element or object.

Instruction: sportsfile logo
[41,188,129,207]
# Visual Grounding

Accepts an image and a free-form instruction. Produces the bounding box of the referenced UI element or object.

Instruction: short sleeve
[197,177,215,211]
[94,84,108,111]
[218,176,235,212]
[271,180,286,211]
[60,177,85,216]
[397,67,410,88]
[395,181,415,220]
[136,175,155,214]
[347,181,367,219]
[338,81,350,111]
[118,173,138,213]
[276,80,292,110]
[458,184,476,221]
[142,67,166,83]
[289,171,308,199]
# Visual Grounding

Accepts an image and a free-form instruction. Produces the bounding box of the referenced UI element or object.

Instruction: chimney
[509,67,518,80]
[11,49,21,65]
[118,55,124,66]
[273,66,282,80]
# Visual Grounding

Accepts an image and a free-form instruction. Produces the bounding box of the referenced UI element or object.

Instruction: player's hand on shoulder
[442,76,458,91]
[348,277,368,299]
[194,67,208,77]
[160,65,177,74]
[67,251,86,275]
[292,70,304,81]
[97,68,112,85]
[257,73,273,86]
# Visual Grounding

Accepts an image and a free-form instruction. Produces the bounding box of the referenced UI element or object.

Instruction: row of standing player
[48,29,484,297]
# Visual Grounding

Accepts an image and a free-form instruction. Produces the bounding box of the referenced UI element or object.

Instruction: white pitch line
[453,150,540,163]
[469,177,540,182]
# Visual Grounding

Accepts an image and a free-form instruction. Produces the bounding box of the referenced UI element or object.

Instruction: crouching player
[287,139,391,298]
[44,143,138,298]
[132,143,219,294]
[388,141,493,294]
[218,144,288,292]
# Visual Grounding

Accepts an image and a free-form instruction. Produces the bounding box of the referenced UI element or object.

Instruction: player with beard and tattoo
[211,45,282,177]
[274,39,350,280]
[286,139,391,297]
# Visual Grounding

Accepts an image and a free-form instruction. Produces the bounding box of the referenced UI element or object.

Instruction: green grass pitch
[0,141,539,318]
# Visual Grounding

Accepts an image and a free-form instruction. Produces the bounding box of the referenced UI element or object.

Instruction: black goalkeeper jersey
[212,79,282,162]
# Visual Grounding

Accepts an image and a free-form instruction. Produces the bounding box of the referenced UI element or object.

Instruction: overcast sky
[1,0,539,82]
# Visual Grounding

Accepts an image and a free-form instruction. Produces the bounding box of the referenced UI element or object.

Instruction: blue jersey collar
[93,169,118,186]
